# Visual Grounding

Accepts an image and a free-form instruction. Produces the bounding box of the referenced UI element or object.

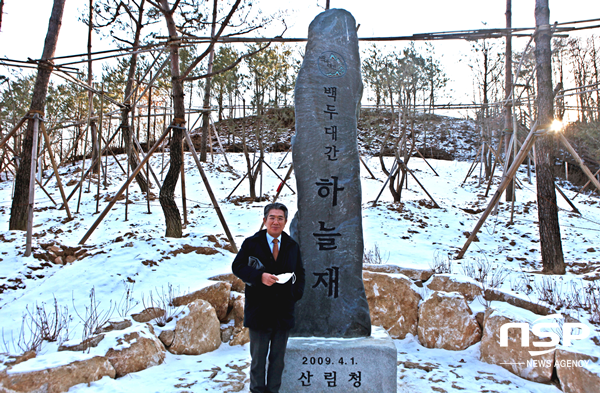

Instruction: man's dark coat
[232,230,305,331]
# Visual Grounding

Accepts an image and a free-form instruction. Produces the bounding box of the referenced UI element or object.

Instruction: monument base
[280,326,397,392]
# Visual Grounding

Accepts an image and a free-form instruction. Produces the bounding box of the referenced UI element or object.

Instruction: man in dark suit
[232,202,305,393]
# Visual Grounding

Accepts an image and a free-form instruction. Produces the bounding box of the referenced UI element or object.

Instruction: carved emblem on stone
[318,51,347,78]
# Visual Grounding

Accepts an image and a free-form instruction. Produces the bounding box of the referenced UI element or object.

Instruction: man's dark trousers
[249,328,290,393]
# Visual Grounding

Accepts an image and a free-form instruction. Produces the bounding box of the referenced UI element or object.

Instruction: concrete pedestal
[280,326,397,392]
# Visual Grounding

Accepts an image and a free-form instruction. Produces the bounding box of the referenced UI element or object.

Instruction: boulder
[2,351,36,368]
[58,334,105,352]
[484,288,555,316]
[96,319,132,334]
[363,271,421,339]
[220,323,235,343]
[48,246,62,256]
[163,299,221,355]
[131,307,165,323]
[417,291,481,350]
[227,292,245,330]
[104,324,166,378]
[208,273,245,292]
[229,327,250,346]
[555,349,600,393]
[363,264,434,281]
[480,307,555,383]
[0,356,115,393]
[172,281,231,321]
[224,292,249,346]
[425,274,482,301]
[158,330,175,348]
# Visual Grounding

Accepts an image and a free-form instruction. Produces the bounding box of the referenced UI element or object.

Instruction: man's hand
[261,273,279,286]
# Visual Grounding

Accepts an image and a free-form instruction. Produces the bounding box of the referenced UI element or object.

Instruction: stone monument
[291,7,370,339]
[283,9,397,392]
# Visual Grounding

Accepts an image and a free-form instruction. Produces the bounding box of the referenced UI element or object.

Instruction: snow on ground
[0,146,599,392]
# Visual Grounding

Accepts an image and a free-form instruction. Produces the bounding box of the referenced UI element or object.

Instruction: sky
[1,0,598,109]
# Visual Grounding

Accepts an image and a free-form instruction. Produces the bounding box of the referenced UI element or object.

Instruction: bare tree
[152,0,189,237]
[95,0,154,193]
[0,0,4,31]
[534,0,565,274]
[87,0,100,174]
[199,0,218,162]
[150,0,264,236]
[504,0,515,201]
[9,0,66,230]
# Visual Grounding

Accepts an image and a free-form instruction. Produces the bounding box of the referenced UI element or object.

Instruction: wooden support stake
[554,184,581,215]
[277,148,291,169]
[558,132,600,194]
[146,76,152,214]
[61,126,122,209]
[457,122,539,259]
[359,156,378,180]
[76,122,91,213]
[0,115,27,151]
[260,164,295,231]
[573,167,600,199]
[484,138,503,198]
[40,123,72,219]
[461,144,483,186]
[413,148,439,177]
[372,160,398,207]
[96,84,104,214]
[133,133,161,187]
[103,118,111,189]
[397,159,440,208]
[260,158,295,194]
[209,117,232,168]
[226,159,259,199]
[100,132,127,175]
[3,141,56,205]
[25,116,40,257]
[58,121,91,167]
[79,126,171,244]
[182,128,238,253]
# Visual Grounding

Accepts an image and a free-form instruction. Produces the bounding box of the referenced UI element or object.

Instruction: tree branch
[113,35,135,46]
[179,0,242,80]
[169,0,182,14]
[146,0,163,12]
[183,42,270,81]
[93,1,128,28]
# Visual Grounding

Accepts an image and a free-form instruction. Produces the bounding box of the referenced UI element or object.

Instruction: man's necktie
[273,239,279,261]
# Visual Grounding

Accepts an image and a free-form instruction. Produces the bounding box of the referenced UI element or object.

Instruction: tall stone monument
[283,9,397,392]
[291,8,370,339]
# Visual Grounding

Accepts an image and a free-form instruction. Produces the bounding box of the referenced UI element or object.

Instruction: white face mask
[275,272,296,284]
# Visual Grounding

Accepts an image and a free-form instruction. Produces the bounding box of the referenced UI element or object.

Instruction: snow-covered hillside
[0,134,599,391]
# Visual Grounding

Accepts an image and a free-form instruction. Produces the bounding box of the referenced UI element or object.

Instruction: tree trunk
[482,45,491,179]
[504,0,515,201]
[200,0,218,162]
[158,0,185,238]
[240,98,256,199]
[592,40,600,122]
[87,0,101,174]
[9,0,66,230]
[119,0,149,193]
[534,0,565,274]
